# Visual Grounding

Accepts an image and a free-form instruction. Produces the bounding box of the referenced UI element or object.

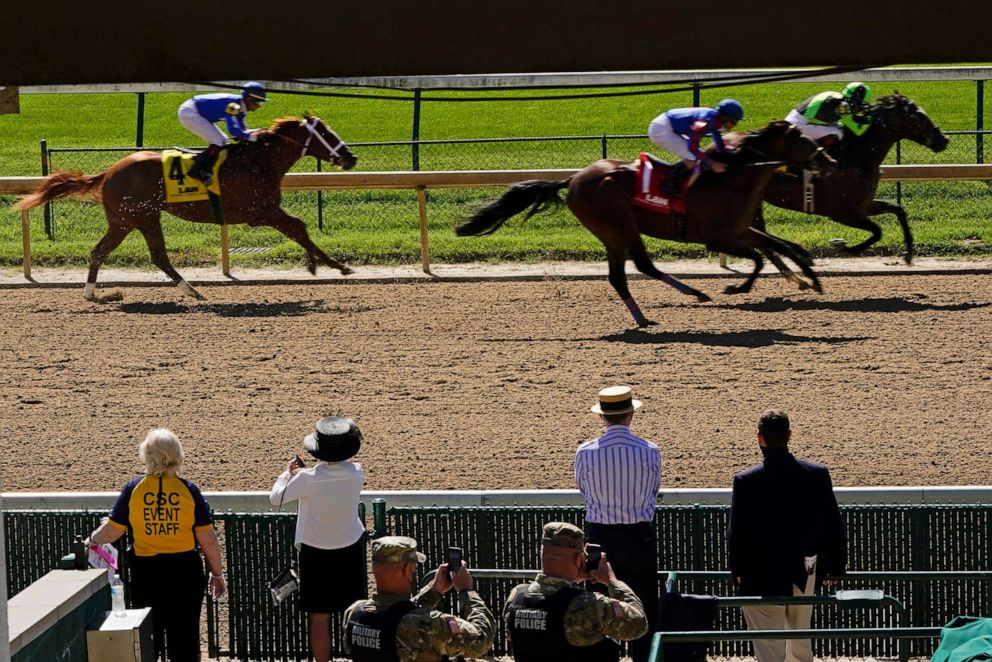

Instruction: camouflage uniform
[503,523,648,659]
[343,536,495,662]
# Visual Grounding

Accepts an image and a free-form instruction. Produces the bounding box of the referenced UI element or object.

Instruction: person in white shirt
[574,385,662,662]
[270,416,366,662]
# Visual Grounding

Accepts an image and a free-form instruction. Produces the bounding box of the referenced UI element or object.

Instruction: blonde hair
[139,428,185,476]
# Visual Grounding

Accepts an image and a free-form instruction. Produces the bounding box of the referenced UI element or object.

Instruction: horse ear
[303,110,314,121]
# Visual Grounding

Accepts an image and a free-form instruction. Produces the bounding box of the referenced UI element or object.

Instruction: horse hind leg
[705,237,764,295]
[269,210,353,276]
[85,220,133,301]
[751,228,823,294]
[135,216,205,300]
[627,236,711,303]
[605,249,652,327]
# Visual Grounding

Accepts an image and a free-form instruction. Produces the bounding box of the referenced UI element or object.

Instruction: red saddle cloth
[631,152,688,215]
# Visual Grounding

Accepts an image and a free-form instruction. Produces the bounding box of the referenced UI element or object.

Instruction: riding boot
[660,161,689,195]
[188,144,221,185]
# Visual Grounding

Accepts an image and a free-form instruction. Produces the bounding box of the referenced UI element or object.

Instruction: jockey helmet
[241,81,269,103]
[716,98,745,122]
[842,82,873,106]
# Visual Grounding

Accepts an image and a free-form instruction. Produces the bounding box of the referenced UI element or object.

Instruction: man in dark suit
[727,409,846,662]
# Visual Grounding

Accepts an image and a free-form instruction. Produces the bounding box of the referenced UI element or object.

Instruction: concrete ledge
[3,486,991,513]
[8,569,107,655]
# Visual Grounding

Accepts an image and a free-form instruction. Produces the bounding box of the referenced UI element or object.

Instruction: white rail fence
[3,164,991,279]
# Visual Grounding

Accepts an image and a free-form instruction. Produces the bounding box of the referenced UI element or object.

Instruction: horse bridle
[275,117,349,163]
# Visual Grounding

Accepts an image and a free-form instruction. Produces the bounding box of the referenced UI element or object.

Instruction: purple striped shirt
[574,425,661,524]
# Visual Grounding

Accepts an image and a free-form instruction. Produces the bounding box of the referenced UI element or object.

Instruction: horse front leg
[761,249,813,290]
[705,237,764,294]
[269,209,354,276]
[865,199,914,264]
[829,214,883,258]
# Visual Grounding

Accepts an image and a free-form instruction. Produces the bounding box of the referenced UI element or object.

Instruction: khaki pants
[742,562,816,662]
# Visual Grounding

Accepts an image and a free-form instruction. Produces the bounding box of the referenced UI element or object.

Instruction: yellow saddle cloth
[161,149,227,202]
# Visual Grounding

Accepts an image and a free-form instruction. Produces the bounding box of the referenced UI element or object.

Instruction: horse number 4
[168,159,186,185]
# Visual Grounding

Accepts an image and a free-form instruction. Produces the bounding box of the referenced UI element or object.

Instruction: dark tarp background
[1,1,990,85]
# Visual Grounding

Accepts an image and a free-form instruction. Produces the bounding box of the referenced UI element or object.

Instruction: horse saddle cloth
[631,152,688,216]
[161,149,227,203]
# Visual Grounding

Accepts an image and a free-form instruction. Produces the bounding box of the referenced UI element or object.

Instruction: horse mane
[268,116,304,133]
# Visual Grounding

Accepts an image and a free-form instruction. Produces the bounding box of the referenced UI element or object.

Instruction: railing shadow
[599,328,871,347]
[112,300,378,317]
[711,296,991,313]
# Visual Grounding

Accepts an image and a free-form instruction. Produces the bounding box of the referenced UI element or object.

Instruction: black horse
[753,93,949,265]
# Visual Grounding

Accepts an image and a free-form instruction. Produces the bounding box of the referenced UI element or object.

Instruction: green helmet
[842,82,873,106]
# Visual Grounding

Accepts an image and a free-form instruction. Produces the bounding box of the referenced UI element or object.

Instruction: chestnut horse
[457,121,833,327]
[16,115,357,300]
[754,93,949,265]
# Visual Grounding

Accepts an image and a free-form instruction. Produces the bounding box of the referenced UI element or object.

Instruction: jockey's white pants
[177,100,229,147]
[785,108,843,142]
[647,114,698,162]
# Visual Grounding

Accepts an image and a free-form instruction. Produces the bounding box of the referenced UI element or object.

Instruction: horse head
[268,115,358,170]
[738,120,837,175]
[870,94,949,152]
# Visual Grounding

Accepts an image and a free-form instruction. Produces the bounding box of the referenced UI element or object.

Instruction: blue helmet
[716,98,744,122]
[241,81,268,102]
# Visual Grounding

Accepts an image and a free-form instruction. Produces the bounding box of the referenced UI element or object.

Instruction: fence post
[692,82,701,107]
[411,88,422,171]
[40,139,52,240]
[977,80,985,165]
[135,92,146,148]
[21,208,31,279]
[220,224,230,276]
[601,134,608,159]
[416,185,431,274]
[316,157,324,232]
[895,141,903,206]
[372,498,388,538]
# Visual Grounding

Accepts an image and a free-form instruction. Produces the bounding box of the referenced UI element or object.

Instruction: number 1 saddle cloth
[161,149,227,203]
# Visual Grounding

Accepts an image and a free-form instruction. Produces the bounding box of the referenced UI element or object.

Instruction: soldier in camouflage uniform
[343,536,495,662]
[503,522,648,662]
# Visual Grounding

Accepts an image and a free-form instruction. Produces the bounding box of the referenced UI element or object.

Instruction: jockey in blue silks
[647,98,744,194]
[176,81,269,185]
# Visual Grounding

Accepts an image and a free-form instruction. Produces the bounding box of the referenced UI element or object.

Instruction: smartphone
[585,544,602,572]
[446,546,463,575]
[294,454,306,468]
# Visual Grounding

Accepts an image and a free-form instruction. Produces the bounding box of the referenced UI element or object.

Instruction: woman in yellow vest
[87,428,225,662]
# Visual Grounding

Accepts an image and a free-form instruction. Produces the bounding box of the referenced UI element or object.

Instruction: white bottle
[110,574,126,617]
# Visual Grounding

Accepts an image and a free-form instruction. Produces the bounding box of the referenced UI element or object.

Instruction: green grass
[2,79,991,268]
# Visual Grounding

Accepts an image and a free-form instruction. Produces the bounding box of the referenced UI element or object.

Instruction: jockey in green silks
[785,82,874,145]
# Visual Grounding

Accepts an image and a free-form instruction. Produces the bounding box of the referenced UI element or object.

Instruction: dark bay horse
[755,93,949,264]
[16,115,357,300]
[457,121,833,327]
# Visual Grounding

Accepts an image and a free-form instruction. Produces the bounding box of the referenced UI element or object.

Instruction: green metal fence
[387,504,992,658]
[5,503,990,660]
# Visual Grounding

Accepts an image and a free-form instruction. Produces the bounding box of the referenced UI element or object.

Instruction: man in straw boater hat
[574,386,662,662]
[343,536,495,661]
[503,521,648,661]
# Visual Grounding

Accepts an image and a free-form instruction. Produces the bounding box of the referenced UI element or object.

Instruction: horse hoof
[723,285,747,295]
[813,282,824,294]
[695,293,712,303]
[797,280,811,291]
[829,238,848,248]
[340,266,355,276]
[637,319,657,328]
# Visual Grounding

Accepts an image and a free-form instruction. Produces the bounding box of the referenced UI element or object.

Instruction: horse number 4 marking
[168,159,186,185]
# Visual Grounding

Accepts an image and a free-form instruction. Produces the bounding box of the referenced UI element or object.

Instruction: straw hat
[590,385,642,415]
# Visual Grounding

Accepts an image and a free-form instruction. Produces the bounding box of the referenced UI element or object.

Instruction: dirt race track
[1,269,990,494]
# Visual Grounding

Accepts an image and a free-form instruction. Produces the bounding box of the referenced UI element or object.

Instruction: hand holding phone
[585,544,602,572]
[294,454,306,467]
[446,546,463,575]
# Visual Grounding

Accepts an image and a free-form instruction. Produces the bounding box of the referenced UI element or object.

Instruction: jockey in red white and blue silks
[176,81,268,184]
[647,99,744,194]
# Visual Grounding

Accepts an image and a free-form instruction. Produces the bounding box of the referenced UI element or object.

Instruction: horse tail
[455,178,570,236]
[15,171,106,210]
